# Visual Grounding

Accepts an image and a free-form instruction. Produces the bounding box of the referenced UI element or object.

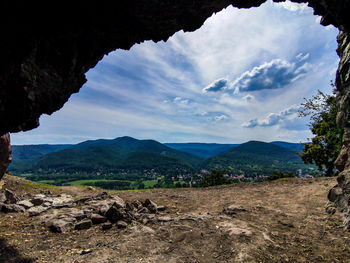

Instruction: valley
[9,137,316,190]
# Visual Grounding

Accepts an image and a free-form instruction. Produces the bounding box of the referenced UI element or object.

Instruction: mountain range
[9,136,312,177]
[202,141,310,176]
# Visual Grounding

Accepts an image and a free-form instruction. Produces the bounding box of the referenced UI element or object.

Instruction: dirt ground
[1,175,350,263]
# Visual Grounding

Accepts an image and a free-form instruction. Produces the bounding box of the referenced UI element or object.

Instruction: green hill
[165,143,238,158]
[270,141,305,153]
[12,144,72,160]
[10,138,313,182]
[10,137,202,176]
[202,141,312,176]
[11,144,73,171]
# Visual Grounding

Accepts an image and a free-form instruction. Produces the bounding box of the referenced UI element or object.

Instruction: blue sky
[12,0,339,145]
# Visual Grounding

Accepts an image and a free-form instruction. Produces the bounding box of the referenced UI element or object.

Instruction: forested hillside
[202,141,313,176]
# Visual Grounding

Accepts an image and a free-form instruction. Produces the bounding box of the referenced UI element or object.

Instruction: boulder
[143,199,157,213]
[94,192,109,200]
[105,206,126,223]
[75,219,92,230]
[74,197,92,204]
[4,189,19,204]
[157,216,173,222]
[68,209,87,221]
[31,197,44,206]
[123,211,136,223]
[48,219,73,233]
[217,222,252,237]
[42,202,52,207]
[80,248,93,255]
[116,220,128,229]
[27,206,49,216]
[88,200,110,215]
[132,200,143,209]
[111,196,125,209]
[345,217,350,231]
[223,205,246,215]
[0,191,6,203]
[91,214,107,224]
[125,202,135,212]
[157,205,166,211]
[140,225,156,234]
[33,194,46,198]
[83,209,93,218]
[1,203,25,213]
[53,202,74,209]
[328,186,343,202]
[17,200,34,209]
[226,227,252,237]
[138,207,150,214]
[141,218,148,225]
[98,203,110,215]
[49,195,74,208]
[326,204,337,215]
[101,222,113,230]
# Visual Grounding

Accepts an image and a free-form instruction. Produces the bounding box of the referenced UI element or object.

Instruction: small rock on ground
[223,205,246,215]
[75,219,92,230]
[91,214,107,224]
[17,200,34,209]
[101,222,113,230]
[117,220,128,229]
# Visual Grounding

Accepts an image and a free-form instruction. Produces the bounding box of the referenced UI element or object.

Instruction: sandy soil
[1,175,350,263]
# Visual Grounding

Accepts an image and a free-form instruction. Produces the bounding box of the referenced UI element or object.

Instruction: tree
[199,170,230,187]
[299,86,343,176]
[267,171,295,181]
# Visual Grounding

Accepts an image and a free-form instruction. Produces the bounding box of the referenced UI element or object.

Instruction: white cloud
[242,105,301,128]
[173,97,190,104]
[203,78,228,93]
[273,0,310,13]
[232,59,311,93]
[296,52,310,61]
[215,115,228,121]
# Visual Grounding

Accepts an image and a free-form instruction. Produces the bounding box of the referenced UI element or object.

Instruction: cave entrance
[11,1,339,146]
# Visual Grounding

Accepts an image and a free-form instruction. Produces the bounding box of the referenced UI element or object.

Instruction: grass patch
[63,179,131,186]
[139,180,158,188]
[38,180,56,184]
[19,180,62,194]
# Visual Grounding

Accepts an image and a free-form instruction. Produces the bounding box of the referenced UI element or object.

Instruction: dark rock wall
[0,134,11,180]
[330,30,350,230]
[0,0,350,227]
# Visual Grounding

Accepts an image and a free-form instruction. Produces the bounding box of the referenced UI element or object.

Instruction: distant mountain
[11,144,73,171]
[270,141,305,153]
[10,138,312,179]
[165,143,238,158]
[12,144,73,160]
[202,141,312,176]
[10,137,202,175]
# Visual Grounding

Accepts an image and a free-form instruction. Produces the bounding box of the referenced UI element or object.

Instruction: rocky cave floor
[0,174,350,263]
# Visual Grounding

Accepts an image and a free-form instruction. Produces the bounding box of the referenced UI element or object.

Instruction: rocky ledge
[0,188,168,233]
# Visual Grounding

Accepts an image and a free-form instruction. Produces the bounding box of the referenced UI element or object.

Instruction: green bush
[267,171,295,181]
[199,170,231,187]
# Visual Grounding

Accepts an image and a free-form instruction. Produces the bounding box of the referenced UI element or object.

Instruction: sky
[11,0,339,145]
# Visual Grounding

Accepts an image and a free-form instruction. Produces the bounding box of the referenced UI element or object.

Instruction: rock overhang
[0,0,350,229]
